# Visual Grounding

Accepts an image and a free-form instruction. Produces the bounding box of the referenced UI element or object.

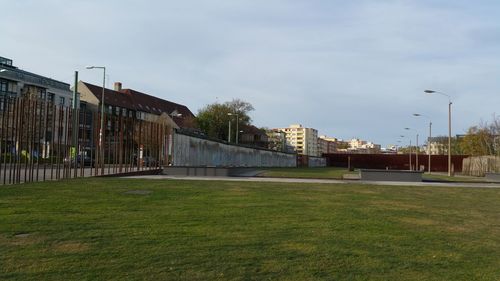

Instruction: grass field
[1,178,500,280]
[260,167,356,179]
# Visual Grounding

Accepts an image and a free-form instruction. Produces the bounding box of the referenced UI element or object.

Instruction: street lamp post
[227,113,239,144]
[413,113,432,173]
[227,119,231,142]
[405,128,419,171]
[86,66,106,174]
[425,90,452,176]
[400,135,411,170]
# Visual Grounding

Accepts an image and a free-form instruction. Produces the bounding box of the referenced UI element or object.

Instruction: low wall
[360,169,423,182]
[297,155,327,167]
[485,173,500,182]
[173,132,296,167]
[163,167,261,177]
[308,156,327,167]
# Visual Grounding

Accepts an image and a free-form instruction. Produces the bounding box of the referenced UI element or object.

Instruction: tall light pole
[227,117,231,142]
[425,89,452,176]
[413,113,432,173]
[405,128,419,171]
[86,66,106,174]
[401,135,411,170]
[227,112,239,144]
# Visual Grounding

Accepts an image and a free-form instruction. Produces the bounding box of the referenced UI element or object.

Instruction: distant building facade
[345,138,382,154]
[77,81,196,129]
[0,56,73,106]
[266,129,295,153]
[0,56,74,158]
[318,135,347,155]
[239,125,269,148]
[274,124,319,156]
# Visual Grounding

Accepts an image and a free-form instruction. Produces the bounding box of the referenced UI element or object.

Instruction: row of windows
[37,90,67,106]
[107,105,135,118]
[0,80,17,93]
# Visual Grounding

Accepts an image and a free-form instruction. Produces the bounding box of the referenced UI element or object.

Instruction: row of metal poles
[0,97,171,185]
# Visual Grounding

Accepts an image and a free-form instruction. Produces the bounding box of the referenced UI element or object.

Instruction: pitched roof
[82,82,134,110]
[81,81,196,128]
[121,88,194,117]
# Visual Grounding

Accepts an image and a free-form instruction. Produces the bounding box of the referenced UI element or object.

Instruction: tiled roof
[82,81,196,128]
[121,89,195,128]
[82,82,134,110]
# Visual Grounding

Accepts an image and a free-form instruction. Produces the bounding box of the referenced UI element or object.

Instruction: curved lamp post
[413,113,432,173]
[86,66,106,174]
[400,135,412,170]
[227,112,239,144]
[425,90,452,176]
[405,128,419,171]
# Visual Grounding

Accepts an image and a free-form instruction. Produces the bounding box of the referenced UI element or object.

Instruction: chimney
[114,82,122,92]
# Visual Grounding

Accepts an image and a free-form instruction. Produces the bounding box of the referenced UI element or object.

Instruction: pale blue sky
[2,0,500,146]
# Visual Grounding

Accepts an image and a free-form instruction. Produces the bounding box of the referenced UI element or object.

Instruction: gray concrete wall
[173,132,296,167]
[360,169,423,182]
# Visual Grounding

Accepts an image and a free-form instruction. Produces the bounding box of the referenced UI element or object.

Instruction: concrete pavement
[124,175,500,189]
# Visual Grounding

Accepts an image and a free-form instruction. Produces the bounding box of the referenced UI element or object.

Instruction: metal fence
[0,96,171,185]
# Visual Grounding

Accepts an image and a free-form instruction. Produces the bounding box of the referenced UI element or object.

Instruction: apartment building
[275,124,319,156]
[0,56,73,106]
[347,138,382,154]
[318,135,346,155]
[0,56,74,158]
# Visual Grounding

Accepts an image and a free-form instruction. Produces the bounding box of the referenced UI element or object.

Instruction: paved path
[125,175,500,189]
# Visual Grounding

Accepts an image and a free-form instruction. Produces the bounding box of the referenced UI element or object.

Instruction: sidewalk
[125,175,500,189]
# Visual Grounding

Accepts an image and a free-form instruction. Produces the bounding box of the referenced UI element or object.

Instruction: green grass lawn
[260,167,356,179]
[1,178,500,280]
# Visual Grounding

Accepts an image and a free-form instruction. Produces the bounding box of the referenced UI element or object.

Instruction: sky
[2,0,500,147]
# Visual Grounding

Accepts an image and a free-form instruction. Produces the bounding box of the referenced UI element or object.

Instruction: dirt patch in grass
[124,190,152,195]
[0,233,45,246]
[227,187,249,195]
[52,241,90,253]
[444,225,469,233]
[373,200,424,211]
[281,241,316,254]
[399,217,438,226]
[353,189,380,195]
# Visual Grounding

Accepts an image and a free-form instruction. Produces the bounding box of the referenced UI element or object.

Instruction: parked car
[64,155,94,167]
[143,156,157,167]
[133,156,157,167]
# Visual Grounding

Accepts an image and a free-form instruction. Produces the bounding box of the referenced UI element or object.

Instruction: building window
[38,89,46,100]
[8,83,17,93]
[48,93,55,103]
[0,81,7,92]
[59,96,65,106]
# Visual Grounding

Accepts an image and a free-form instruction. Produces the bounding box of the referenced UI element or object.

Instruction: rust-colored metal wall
[323,153,469,172]
[0,96,170,185]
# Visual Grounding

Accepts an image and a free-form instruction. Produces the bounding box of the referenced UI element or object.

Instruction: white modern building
[274,124,319,156]
[347,138,381,154]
